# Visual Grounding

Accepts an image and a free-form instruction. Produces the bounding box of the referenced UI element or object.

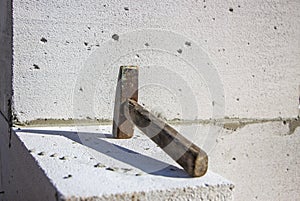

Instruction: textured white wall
[12,0,300,123]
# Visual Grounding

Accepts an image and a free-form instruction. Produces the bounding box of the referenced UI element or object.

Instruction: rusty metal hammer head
[112,66,139,139]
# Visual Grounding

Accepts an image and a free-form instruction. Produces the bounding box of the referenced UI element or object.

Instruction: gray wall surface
[12,0,300,123]
[0,115,59,201]
[0,0,12,123]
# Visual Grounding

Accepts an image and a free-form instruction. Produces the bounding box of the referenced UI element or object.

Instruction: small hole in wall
[40,37,47,43]
[50,153,57,157]
[106,167,116,171]
[84,42,88,46]
[229,8,234,12]
[144,42,150,47]
[112,34,119,41]
[274,26,277,30]
[63,174,72,179]
[185,41,191,46]
[177,49,183,54]
[33,64,40,69]
[124,7,129,11]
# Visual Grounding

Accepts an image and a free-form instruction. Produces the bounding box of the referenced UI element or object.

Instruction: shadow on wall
[18,129,191,178]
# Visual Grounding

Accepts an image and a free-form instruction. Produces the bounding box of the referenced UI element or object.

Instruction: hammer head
[112,66,139,139]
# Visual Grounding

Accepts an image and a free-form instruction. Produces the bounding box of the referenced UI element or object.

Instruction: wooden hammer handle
[127,99,208,177]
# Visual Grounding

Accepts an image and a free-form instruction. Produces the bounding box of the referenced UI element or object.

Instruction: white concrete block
[11,0,300,123]
[14,125,234,200]
[209,121,300,201]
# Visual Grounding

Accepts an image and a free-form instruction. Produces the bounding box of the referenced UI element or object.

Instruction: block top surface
[15,125,233,199]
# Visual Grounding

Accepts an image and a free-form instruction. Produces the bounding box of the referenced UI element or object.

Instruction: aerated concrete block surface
[12,0,300,123]
[14,125,234,201]
[210,120,300,201]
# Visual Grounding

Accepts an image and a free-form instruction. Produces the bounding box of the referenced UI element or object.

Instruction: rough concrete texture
[9,120,300,200]
[15,125,234,201]
[6,0,300,200]
[0,114,59,201]
[12,0,300,123]
[210,120,300,201]
[0,0,12,121]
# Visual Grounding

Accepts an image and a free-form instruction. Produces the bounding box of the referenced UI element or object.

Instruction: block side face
[0,0,12,123]
[64,185,234,201]
[0,115,59,201]
[11,0,300,123]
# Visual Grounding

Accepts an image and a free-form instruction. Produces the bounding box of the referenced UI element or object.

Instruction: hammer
[112,66,208,177]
